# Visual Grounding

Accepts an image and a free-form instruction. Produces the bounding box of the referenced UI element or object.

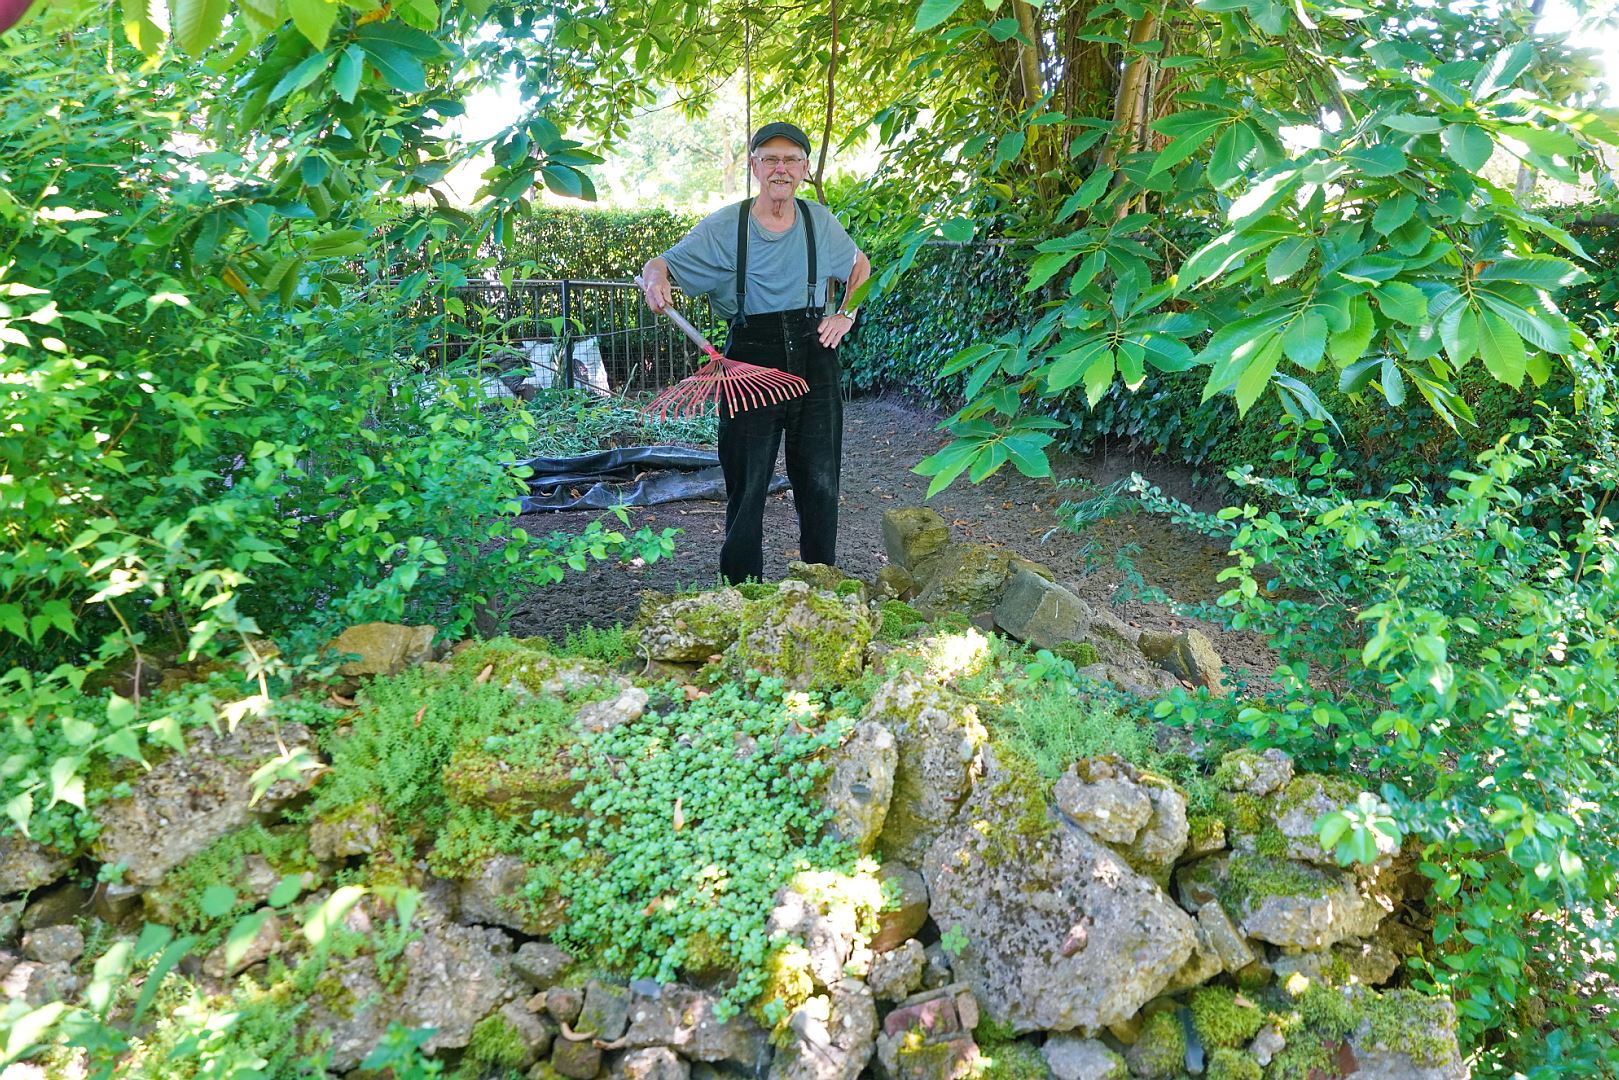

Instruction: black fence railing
[425,278,723,398]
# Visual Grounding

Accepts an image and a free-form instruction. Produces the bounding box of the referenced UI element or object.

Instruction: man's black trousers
[717,310,842,585]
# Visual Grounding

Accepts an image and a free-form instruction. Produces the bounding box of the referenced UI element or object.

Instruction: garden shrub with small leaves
[1131,358,1619,1075]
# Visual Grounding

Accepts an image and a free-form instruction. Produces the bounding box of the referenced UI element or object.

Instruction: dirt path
[505,394,1275,681]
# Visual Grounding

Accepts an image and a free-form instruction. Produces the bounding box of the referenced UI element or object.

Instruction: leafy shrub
[501,206,699,280]
[1137,359,1619,1075]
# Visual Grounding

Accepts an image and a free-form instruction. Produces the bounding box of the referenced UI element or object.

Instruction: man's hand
[639,258,674,313]
[817,311,857,349]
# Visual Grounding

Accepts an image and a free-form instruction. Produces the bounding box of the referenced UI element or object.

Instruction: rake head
[644,346,810,422]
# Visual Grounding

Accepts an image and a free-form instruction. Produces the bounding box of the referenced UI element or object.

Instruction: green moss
[879,600,929,642]
[1252,824,1289,858]
[737,582,777,601]
[1053,640,1099,667]
[1207,1047,1261,1080]
[463,1013,529,1073]
[1190,987,1266,1049]
[934,612,972,634]
[1263,1037,1334,1080]
[1276,774,1359,815]
[835,579,865,598]
[1220,853,1325,910]
[974,1037,1047,1080]
[1212,750,1265,792]
[1361,989,1457,1067]
[1188,813,1227,850]
[733,589,874,689]
[1295,984,1357,1040]
[1130,1010,1187,1078]
[1220,792,1268,836]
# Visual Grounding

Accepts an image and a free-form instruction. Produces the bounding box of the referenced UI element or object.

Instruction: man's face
[751,136,808,199]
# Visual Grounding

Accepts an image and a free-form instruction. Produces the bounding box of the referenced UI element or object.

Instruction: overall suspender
[732,198,819,328]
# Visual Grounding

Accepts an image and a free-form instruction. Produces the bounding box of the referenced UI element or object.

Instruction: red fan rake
[637,278,809,421]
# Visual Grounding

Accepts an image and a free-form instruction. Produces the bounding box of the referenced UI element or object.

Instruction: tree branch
[813,0,838,203]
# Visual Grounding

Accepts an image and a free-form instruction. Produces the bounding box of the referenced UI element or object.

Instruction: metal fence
[429,279,722,397]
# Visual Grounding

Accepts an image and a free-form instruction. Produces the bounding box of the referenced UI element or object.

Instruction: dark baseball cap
[750,121,812,156]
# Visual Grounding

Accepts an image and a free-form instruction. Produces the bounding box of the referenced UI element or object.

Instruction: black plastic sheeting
[515,445,786,512]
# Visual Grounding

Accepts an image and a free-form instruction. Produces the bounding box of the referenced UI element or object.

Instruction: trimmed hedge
[506,206,701,281]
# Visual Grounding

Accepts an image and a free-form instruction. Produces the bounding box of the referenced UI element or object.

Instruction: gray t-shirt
[661,199,859,319]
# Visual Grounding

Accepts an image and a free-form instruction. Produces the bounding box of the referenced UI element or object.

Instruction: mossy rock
[1124,1010,1186,1079]
[731,579,875,691]
[635,589,748,662]
[442,744,583,819]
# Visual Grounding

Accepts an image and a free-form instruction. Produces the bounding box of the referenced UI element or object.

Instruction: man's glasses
[755,154,806,168]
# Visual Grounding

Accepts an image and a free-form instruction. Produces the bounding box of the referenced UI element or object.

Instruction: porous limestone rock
[612,1047,690,1080]
[91,719,318,887]
[870,863,930,954]
[635,589,746,662]
[993,569,1095,651]
[1345,989,1466,1080]
[327,622,437,676]
[768,979,878,1080]
[1270,774,1374,867]
[303,921,525,1073]
[457,854,559,936]
[1214,749,1294,798]
[1136,628,1226,694]
[818,720,897,854]
[867,939,927,1003]
[576,687,651,733]
[1042,1034,1129,1080]
[1054,760,1153,844]
[882,508,953,588]
[623,983,769,1066]
[0,833,71,896]
[921,752,1197,1034]
[730,579,876,691]
[912,543,1014,618]
[1224,854,1387,950]
[867,671,987,865]
[513,942,574,990]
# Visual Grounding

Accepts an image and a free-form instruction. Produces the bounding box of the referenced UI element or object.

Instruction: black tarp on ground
[515,445,786,512]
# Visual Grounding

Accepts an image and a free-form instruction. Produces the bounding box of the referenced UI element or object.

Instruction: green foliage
[162,824,317,934]
[505,206,699,280]
[1143,359,1619,1074]
[839,241,1029,400]
[996,651,1153,777]
[556,677,865,1016]
[557,624,636,665]
[460,1014,529,1076]
[524,387,718,457]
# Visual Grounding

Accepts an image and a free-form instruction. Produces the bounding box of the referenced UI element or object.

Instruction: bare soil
[505,394,1275,683]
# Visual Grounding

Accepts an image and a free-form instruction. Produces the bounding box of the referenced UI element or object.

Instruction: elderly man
[640,121,872,586]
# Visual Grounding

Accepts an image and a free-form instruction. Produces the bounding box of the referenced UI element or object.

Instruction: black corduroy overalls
[717,198,843,586]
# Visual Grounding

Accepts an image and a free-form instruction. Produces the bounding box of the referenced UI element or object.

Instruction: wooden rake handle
[635,275,723,359]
